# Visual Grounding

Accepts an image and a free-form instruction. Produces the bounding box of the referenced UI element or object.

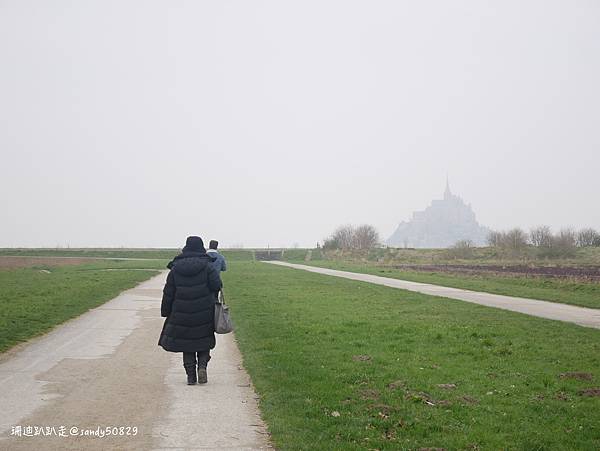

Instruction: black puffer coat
[158,251,222,352]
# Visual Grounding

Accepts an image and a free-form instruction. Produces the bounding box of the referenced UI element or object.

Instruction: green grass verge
[295,261,600,310]
[0,264,160,353]
[223,261,600,450]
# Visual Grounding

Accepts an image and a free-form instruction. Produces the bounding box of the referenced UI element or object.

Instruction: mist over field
[1,1,599,248]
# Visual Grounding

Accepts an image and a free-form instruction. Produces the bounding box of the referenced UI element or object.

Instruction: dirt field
[0,256,102,269]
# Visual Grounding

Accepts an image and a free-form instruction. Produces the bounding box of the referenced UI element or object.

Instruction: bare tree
[487,230,503,247]
[455,239,474,248]
[577,228,600,247]
[323,225,355,250]
[338,225,357,250]
[555,228,577,248]
[503,228,528,250]
[353,224,380,250]
[540,228,577,257]
[530,226,552,247]
[322,238,337,250]
[447,239,475,259]
[323,224,379,250]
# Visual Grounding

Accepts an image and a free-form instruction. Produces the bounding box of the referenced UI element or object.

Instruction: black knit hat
[182,236,205,252]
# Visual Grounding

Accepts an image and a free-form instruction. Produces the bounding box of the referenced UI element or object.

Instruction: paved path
[267,261,600,330]
[0,272,271,450]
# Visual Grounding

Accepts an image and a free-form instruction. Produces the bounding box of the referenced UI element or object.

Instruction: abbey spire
[444,176,452,199]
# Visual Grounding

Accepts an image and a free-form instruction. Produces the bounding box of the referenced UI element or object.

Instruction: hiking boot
[186,369,197,385]
[197,367,208,384]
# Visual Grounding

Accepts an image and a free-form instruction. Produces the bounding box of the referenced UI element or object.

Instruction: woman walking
[158,236,222,385]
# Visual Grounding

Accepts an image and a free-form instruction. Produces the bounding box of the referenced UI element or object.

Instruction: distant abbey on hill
[387,181,490,248]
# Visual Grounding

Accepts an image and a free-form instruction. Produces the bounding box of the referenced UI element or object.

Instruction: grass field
[291,260,600,310]
[224,261,600,450]
[4,248,600,448]
[0,249,251,354]
[0,248,180,259]
[0,248,255,261]
[0,259,163,353]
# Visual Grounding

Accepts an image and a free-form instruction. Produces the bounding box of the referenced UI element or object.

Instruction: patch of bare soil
[368,403,395,415]
[578,388,600,397]
[405,390,450,407]
[387,380,406,390]
[0,256,101,269]
[352,354,372,362]
[459,395,480,405]
[360,389,380,400]
[555,392,571,401]
[559,372,594,381]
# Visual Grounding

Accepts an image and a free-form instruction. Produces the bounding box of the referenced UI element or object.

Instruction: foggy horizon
[2,1,599,248]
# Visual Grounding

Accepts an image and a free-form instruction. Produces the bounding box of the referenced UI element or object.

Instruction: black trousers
[183,350,211,371]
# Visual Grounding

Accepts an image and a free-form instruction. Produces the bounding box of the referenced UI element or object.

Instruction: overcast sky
[1,1,599,248]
